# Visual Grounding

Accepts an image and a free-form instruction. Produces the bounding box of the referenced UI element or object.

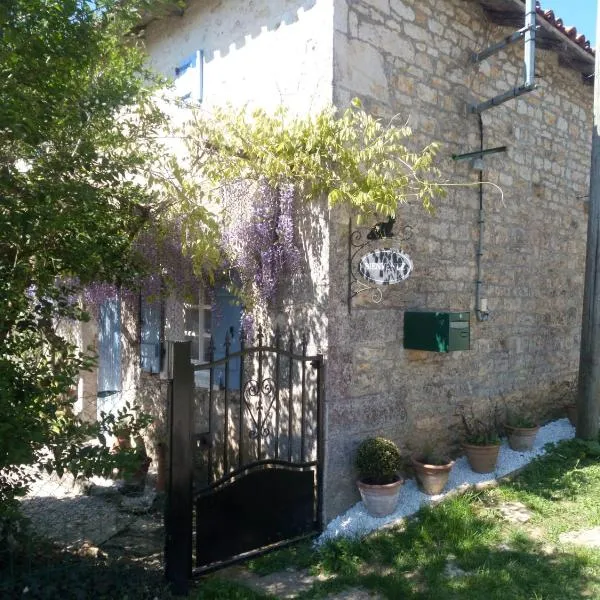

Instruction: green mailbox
[403,311,470,352]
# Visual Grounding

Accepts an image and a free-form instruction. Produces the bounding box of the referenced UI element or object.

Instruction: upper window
[174,50,204,103]
[140,294,162,374]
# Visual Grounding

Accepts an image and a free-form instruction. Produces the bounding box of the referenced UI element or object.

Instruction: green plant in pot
[101,402,154,494]
[411,449,454,496]
[459,405,501,474]
[355,437,403,517]
[504,409,539,452]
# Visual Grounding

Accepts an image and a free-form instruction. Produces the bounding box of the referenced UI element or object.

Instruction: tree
[0,0,172,511]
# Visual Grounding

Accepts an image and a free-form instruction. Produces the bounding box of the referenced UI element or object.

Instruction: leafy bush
[355,437,402,485]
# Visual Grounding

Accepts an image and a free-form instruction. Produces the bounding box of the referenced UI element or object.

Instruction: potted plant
[114,417,133,449]
[355,436,403,517]
[411,450,454,495]
[121,435,152,495]
[459,405,501,474]
[100,403,154,493]
[504,411,539,452]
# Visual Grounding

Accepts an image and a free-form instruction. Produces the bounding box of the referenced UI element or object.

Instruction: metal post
[165,341,194,596]
[524,0,536,88]
[577,0,600,441]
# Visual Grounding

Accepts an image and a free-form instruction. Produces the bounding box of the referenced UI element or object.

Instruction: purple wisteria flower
[221,180,302,309]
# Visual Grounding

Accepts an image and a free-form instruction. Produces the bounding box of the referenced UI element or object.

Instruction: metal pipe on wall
[475,114,490,322]
[524,0,536,88]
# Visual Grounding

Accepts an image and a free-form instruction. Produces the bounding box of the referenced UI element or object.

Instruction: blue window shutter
[174,49,204,103]
[212,287,242,390]
[140,295,162,374]
[98,299,121,394]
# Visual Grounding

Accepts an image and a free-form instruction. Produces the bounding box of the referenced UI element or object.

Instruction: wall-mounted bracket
[347,218,413,314]
[470,25,536,64]
[451,146,507,162]
[469,0,537,114]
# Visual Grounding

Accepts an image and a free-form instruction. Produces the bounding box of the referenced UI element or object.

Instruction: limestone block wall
[324,0,593,519]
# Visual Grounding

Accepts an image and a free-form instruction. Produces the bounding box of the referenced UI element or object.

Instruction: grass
[211,438,600,599]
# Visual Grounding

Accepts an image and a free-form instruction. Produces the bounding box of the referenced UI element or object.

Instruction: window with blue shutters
[97,298,121,395]
[174,50,204,103]
[184,287,242,390]
[140,294,162,374]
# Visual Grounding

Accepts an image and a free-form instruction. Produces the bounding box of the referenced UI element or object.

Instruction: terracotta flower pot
[463,442,500,474]
[411,455,454,495]
[565,403,577,427]
[357,477,403,517]
[505,424,539,451]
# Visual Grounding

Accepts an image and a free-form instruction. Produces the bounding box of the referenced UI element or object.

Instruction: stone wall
[324,0,593,519]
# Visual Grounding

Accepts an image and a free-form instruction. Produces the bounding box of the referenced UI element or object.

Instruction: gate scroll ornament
[244,377,276,439]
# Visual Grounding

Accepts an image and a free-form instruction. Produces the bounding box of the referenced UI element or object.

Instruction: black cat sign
[358,248,413,285]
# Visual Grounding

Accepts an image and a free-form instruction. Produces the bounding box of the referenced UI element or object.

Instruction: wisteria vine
[221,181,302,321]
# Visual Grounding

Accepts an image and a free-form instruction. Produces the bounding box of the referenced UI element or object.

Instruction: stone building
[78,0,594,523]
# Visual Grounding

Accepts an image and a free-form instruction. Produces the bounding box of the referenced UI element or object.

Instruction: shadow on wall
[145,0,318,65]
[198,0,317,64]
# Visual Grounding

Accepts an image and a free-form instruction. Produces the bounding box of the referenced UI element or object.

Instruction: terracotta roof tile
[537,1,594,56]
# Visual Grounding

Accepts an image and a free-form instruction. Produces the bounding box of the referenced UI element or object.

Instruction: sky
[541,1,597,47]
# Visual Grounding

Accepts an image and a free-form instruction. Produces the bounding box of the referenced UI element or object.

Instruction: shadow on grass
[0,539,173,600]
[501,438,600,503]
[295,493,600,599]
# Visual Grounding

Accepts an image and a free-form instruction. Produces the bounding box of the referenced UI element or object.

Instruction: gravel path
[19,470,162,562]
[319,418,575,543]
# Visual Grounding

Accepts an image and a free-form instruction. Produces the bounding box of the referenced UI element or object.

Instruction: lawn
[200,437,600,599]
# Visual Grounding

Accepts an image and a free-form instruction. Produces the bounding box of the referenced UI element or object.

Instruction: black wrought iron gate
[165,330,324,594]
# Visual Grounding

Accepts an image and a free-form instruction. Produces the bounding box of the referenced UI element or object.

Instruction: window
[184,287,242,390]
[184,290,213,364]
[174,50,204,103]
[140,294,162,374]
[98,298,121,396]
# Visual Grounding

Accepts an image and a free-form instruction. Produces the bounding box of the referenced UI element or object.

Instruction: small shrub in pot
[355,437,403,517]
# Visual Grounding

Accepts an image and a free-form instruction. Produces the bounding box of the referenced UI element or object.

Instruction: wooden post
[577,2,600,441]
[165,342,194,595]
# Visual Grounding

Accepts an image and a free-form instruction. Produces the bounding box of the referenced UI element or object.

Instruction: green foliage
[164,98,445,284]
[247,540,316,576]
[0,0,169,511]
[504,408,537,429]
[355,437,402,485]
[459,404,502,446]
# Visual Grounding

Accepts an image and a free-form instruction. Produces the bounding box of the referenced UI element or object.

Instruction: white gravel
[318,418,575,544]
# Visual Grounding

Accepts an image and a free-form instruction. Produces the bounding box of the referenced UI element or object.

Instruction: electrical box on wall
[403,311,470,352]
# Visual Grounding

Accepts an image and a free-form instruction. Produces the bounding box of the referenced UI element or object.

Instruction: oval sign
[358,248,413,285]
